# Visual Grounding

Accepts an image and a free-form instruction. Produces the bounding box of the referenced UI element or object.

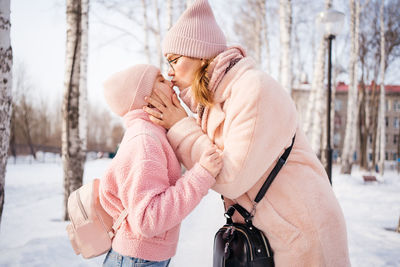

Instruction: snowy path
[0,158,399,266]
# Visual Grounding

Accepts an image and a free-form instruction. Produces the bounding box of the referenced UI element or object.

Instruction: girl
[143,0,351,266]
[100,64,222,267]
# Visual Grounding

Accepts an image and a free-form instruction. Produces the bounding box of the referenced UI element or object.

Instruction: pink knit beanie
[103,64,160,117]
[162,0,227,59]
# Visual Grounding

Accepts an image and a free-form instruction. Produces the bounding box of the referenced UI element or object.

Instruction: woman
[144,0,350,266]
[100,64,222,267]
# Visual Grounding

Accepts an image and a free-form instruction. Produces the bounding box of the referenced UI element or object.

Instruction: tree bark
[258,0,270,74]
[62,0,86,221]
[254,0,262,65]
[304,0,331,148]
[341,0,359,174]
[371,82,379,168]
[79,0,89,155]
[167,0,173,30]
[154,0,163,73]
[378,0,386,176]
[279,0,292,94]
[358,81,368,170]
[142,0,151,64]
[0,0,13,227]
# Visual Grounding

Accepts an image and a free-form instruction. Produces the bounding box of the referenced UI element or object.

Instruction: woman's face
[151,74,173,101]
[166,54,203,90]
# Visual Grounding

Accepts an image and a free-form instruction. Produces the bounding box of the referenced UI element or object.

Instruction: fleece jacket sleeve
[167,71,297,199]
[118,133,215,238]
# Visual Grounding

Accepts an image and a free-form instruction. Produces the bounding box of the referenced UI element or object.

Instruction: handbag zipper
[221,226,253,261]
[76,189,88,220]
[260,232,271,257]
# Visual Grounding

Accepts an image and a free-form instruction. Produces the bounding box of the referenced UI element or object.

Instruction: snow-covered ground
[0,157,399,266]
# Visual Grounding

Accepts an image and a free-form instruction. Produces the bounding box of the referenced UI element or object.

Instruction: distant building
[292,82,400,163]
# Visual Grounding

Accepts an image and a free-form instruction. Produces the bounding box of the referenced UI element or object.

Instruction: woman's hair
[191,58,214,107]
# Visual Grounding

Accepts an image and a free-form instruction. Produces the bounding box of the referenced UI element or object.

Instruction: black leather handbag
[213,136,295,267]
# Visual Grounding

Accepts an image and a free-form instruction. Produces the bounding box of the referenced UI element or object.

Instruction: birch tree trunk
[378,0,385,175]
[341,0,359,174]
[254,0,262,65]
[167,0,173,30]
[142,0,151,64]
[0,0,13,227]
[79,0,88,155]
[63,0,85,221]
[279,0,292,94]
[371,82,379,168]
[358,81,368,170]
[258,0,270,74]
[309,26,328,155]
[304,0,331,144]
[154,0,163,73]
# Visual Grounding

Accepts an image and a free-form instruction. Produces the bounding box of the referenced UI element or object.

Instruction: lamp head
[317,9,345,37]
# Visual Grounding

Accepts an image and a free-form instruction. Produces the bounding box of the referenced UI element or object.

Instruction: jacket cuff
[187,163,216,194]
[167,117,198,151]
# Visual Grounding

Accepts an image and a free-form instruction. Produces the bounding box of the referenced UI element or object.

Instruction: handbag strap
[225,204,252,224]
[254,135,295,203]
[223,135,295,224]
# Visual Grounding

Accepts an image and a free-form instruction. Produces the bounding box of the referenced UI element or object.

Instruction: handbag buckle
[224,206,236,219]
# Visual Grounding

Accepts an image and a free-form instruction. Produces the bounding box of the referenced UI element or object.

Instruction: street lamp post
[317,9,345,185]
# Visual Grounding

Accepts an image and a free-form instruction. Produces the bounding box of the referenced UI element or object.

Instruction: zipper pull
[224,242,231,258]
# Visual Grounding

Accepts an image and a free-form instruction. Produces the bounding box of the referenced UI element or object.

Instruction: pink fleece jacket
[99,110,215,261]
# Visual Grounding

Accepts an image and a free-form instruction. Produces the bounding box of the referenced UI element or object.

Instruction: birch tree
[305,0,331,155]
[377,0,385,175]
[341,0,360,174]
[62,0,87,220]
[154,0,163,72]
[279,0,292,94]
[234,0,270,68]
[254,2,262,64]
[79,0,89,154]
[167,0,173,30]
[142,0,151,63]
[0,0,13,226]
[258,0,271,73]
[369,0,400,169]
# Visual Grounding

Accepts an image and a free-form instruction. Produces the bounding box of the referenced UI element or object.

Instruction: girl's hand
[143,90,188,130]
[199,147,223,178]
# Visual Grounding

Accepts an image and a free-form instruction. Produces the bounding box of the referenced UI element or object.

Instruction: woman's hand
[199,147,223,178]
[143,89,188,129]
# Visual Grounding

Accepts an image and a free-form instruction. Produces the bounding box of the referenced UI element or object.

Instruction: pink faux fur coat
[99,110,215,261]
[167,57,351,266]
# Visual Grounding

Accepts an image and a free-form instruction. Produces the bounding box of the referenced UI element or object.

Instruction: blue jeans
[103,249,171,267]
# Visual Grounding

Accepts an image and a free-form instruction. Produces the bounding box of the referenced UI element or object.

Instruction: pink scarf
[178,86,198,113]
[197,46,246,132]
[177,46,246,131]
